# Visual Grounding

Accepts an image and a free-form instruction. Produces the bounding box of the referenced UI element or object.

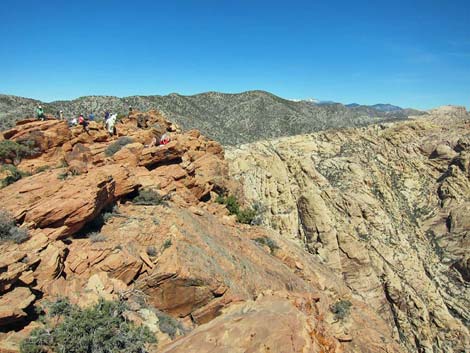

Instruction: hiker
[89,112,95,121]
[78,114,89,133]
[105,113,117,135]
[59,110,64,120]
[128,106,133,117]
[70,116,78,126]
[159,133,170,145]
[104,111,110,121]
[36,105,45,121]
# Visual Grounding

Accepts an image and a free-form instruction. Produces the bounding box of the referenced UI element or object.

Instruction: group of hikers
[34,105,171,146]
[35,105,132,136]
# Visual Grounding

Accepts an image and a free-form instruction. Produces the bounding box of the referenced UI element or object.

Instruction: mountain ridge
[0,91,426,145]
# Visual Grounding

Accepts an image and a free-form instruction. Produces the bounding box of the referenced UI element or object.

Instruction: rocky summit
[0,105,468,353]
[226,105,470,353]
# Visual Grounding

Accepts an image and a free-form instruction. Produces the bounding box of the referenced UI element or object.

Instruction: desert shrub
[253,237,279,254]
[102,205,120,222]
[0,210,29,244]
[162,239,172,250]
[236,208,257,224]
[57,172,68,180]
[216,194,258,224]
[34,165,50,174]
[132,189,164,206]
[1,164,29,187]
[57,168,81,180]
[146,246,157,257]
[249,202,265,226]
[330,300,352,320]
[88,232,107,243]
[0,140,34,161]
[155,310,185,339]
[223,195,240,215]
[20,298,156,353]
[104,136,134,157]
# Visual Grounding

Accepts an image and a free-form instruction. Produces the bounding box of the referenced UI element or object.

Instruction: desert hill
[0,91,424,145]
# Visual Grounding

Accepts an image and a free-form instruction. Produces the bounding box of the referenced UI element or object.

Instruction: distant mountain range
[0,91,425,145]
[346,103,404,112]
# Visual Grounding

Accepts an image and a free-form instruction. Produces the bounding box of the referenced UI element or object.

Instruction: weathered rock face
[226,108,470,353]
[0,111,406,353]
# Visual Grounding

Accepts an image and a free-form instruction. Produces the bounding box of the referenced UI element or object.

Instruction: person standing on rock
[36,105,45,121]
[78,114,89,133]
[89,112,95,121]
[105,113,117,136]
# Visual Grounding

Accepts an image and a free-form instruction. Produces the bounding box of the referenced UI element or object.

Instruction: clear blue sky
[1,0,469,109]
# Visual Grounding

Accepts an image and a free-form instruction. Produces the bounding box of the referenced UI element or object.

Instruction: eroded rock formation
[0,111,406,352]
[226,106,470,353]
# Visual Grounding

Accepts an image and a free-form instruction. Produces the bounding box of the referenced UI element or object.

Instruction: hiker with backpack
[36,105,45,121]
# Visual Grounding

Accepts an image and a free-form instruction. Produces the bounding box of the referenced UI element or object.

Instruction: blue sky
[0,0,469,109]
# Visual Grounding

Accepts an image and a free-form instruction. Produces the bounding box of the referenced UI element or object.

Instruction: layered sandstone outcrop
[226,107,470,353]
[0,111,405,352]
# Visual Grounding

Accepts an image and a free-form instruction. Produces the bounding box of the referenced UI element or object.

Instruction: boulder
[0,287,35,326]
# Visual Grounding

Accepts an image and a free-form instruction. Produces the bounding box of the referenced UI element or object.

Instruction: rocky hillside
[226,106,470,353]
[0,111,408,352]
[0,91,424,145]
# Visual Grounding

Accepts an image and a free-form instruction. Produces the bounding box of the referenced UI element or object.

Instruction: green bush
[216,194,258,224]
[1,165,29,188]
[132,189,164,206]
[155,310,185,339]
[20,298,156,353]
[162,239,172,250]
[0,210,29,244]
[253,237,279,254]
[330,300,352,320]
[0,140,34,161]
[34,165,50,174]
[57,172,68,180]
[236,208,257,224]
[105,137,134,157]
[146,246,157,257]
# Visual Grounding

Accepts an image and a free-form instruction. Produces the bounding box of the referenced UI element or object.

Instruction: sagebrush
[330,300,352,320]
[0,140,35,162]
[1,164,29,188]
[132,189,164,206]
[0,210,29,244]
[20,298,156,353]
[216,194,259,224]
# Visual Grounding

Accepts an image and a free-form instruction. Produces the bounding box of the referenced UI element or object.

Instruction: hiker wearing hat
[36,105,45,121]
